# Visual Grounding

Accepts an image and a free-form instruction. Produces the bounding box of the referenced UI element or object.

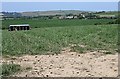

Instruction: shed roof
[9,24,29,27]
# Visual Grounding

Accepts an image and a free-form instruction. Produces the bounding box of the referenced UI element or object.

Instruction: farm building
[59,15,78,19]
[8,24,30,31]
[65,16,74,19]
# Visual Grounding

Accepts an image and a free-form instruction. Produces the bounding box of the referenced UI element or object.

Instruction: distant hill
[94,11,118,16]
[21,10,85,17]
[1,12,21,17]
[1,10,118,18]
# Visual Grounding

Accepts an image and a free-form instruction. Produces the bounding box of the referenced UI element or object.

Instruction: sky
[2,2,118,12]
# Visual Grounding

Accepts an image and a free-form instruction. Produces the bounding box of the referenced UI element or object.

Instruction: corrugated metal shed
[9,24,29,27]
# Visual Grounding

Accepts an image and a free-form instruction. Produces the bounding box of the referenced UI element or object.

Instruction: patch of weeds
[54,51,61,55]
[10,57,17,60]
[70,45,85,53]
[2,64,21,76]
[104,51,113,54]
[3,55,11,59]
[25,67,32,70]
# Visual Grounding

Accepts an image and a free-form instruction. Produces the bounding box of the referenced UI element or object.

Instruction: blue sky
[2,2,118,12]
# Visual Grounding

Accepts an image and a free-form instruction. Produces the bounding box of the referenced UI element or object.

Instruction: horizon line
[1,9,118,13]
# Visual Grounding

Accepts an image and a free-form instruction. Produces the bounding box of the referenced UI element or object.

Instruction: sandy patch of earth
[2,48,118,77]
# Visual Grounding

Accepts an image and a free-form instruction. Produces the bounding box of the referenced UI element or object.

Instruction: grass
[70,45,85,53]
[1,18,118,77]
[94,11,118,16]
[2,64,21,76]
[2,19,115,29]
[2,24,118,56]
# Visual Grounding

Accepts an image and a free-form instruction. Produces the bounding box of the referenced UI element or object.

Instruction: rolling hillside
[21,10,84,16]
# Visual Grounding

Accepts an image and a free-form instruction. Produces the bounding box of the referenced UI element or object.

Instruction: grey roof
[9,24,29,27]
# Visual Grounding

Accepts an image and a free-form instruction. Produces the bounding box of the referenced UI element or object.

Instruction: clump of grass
[70,45,86,53]
[25,67,32,70]
[2,64,21,76]
[103,51,113,54]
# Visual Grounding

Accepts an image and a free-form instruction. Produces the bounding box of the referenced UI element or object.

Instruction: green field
[94,11,118,16]
[2,19,115,29]
[2,19,118,55]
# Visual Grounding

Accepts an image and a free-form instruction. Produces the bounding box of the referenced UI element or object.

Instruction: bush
[2,64,21,76]
[115,19,119,24]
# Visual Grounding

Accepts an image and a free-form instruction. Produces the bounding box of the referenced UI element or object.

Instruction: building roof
[9,24,29,27]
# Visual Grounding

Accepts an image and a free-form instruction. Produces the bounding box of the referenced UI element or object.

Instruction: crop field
[94,11,118,16]
[2,19,118,56]
[2,19,118,77]
[2,19,115,29]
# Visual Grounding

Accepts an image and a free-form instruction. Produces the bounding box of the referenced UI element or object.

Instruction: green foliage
[70,45,85,53]
[2,64,21,76]
[2,24,118,55]
[2,19,114,29]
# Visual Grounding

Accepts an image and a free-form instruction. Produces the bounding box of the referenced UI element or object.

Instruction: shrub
[2,64,21,76]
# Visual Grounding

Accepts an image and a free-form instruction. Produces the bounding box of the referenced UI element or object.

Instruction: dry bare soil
[2,47,118,77]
